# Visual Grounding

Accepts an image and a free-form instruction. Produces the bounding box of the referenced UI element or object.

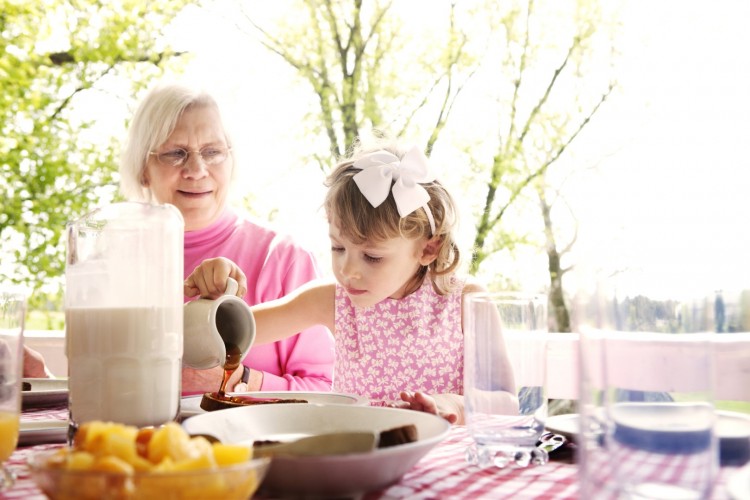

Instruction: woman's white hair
[119,83,232,202]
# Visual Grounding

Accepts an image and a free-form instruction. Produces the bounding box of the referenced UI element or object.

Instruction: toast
[377,424,418,448]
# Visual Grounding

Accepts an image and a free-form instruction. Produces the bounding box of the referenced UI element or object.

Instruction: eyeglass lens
[154,148,229,167]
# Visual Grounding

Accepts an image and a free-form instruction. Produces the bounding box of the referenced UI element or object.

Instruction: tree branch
[46,50,185,67]
[505,0,534,152]
[516,35,576,147]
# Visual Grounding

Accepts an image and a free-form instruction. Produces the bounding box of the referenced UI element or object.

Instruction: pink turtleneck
[184,208,334,391]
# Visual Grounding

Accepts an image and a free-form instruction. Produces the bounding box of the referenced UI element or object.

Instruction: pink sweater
[184,209,334,391]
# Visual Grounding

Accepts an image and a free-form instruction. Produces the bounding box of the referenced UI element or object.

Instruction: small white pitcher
[183,278,255,369]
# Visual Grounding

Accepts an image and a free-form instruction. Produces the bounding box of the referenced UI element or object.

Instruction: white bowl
[181,403,451,496]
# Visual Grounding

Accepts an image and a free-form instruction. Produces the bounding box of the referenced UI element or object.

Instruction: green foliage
[240,0,404,159]
[469,0,618,275]
[0,0,192,293]
[240,0,619,287]
[238,0,478,164]
[26,307,64,331]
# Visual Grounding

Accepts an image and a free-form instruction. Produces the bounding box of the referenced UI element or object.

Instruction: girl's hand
[393,391,461,424]
[184,257,248,299]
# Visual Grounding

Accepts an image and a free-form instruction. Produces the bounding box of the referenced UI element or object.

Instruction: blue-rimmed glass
[149,147,231,168]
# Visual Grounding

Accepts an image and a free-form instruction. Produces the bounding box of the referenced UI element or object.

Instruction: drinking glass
[464,292,548,468]
[0,289,24,489]
[574,283,718,499]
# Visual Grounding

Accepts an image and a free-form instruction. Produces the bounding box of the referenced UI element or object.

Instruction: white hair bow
[352,146,436,234]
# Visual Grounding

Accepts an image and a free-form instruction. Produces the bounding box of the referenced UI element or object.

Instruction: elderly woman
[119,82,334,394]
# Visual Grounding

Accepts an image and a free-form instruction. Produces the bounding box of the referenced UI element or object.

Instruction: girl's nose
[340,256,361,280]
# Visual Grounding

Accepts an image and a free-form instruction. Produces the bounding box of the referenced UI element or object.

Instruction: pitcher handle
[225,277,239,296]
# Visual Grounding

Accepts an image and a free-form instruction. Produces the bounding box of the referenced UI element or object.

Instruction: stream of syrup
[213,343,290,404]
[217,343,242,398]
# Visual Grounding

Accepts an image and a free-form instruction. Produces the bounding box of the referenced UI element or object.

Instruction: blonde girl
[185,139,516,423]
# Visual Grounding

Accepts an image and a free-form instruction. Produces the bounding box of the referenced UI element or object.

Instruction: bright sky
[155,1,750,304]
[563,0,750,301]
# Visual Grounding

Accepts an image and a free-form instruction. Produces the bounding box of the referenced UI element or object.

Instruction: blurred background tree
[0,0,190,311]
[5,0,747,333]
[231,0,619,332]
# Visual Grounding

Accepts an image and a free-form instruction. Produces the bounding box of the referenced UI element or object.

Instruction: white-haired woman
[119,82,334,395]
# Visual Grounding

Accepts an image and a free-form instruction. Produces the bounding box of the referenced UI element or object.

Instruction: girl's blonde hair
[324,138,461,295]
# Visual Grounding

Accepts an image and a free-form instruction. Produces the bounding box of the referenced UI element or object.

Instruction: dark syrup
[212,344,287,405]
[216,343,242,398]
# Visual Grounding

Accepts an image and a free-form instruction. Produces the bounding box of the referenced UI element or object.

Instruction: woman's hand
[184,257,248,299]
[182,365,263,394]
[391,391,463,425]
[23,346,53,378]
[231,367,263,393]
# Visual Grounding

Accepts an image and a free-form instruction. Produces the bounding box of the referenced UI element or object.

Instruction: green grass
[671,393,750,414]
[717,400,750,414]
[25,310,65,330]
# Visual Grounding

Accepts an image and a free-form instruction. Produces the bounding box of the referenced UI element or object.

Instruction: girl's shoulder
[432,273,483,297]
[460,276,488,296]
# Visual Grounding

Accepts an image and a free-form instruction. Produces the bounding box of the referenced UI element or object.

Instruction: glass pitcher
[65,202,183,431]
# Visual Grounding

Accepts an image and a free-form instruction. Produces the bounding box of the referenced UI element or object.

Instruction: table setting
[3,399,746,499]
[3,314,747,498]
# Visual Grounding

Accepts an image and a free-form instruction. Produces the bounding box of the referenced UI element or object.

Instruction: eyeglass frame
[148,146,232,168]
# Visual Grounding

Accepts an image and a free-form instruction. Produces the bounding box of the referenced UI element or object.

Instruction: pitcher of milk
[65,202,183,431]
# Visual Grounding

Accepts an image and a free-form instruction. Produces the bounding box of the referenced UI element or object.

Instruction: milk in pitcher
[66,307,181,427]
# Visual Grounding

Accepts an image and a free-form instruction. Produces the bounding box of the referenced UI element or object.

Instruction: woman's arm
[23,346,53,378]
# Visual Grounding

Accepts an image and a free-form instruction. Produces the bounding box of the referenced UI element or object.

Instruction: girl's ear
[419,237,441,266]
[140,169,150,187]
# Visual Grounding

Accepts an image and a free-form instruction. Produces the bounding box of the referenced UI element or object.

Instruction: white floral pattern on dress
[333,275,465,401]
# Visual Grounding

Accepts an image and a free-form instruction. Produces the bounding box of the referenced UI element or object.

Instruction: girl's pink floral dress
[333,276,464,402]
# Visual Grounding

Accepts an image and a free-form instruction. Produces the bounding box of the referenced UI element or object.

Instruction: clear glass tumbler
[0,288,24,489]
[464,292,548,468]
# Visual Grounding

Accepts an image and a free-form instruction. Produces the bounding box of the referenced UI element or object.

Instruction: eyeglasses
[149,147,232,168]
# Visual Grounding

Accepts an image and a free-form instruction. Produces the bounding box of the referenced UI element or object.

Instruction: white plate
[728,462,750,500]
[22,378,68,408]
[181,403,450,497]
[545,413,579,440]
[546,411,750,465]
[547,411,750,440]
[180,391,368,418]
[19,419,68,446]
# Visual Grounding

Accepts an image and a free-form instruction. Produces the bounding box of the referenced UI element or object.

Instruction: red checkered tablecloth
[1,404,68,499]
[366,426,739,499]
[18,404,68,423]
[1,407,741,499]
[367,426,579,499]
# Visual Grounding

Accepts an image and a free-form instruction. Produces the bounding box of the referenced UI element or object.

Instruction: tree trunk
[539,187,570,333]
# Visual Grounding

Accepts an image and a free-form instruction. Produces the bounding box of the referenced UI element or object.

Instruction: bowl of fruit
[28,421,268,500]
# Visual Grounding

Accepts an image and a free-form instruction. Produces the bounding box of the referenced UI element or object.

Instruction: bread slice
[199,392,308,412]
[377,424,418,448]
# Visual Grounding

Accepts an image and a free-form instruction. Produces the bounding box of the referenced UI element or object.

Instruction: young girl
[185,140,517,424]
